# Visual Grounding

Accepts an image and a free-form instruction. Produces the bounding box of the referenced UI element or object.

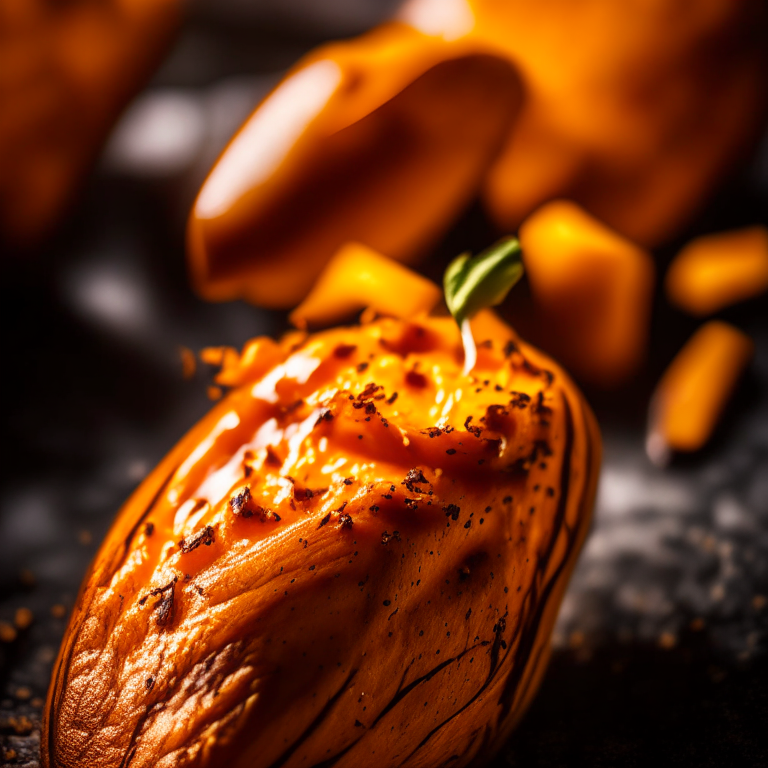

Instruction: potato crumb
[14,607,33,630]
[0,622,17,643]
[658,632,677,649]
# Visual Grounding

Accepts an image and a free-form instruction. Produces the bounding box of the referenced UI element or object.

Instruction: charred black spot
[334,343,357,359]
[533,391,553,419]
[503,340,519,358]
[317,513,331,529]
[509,391,531,409]
[339,513,354,530]
[295,486,327,502]
[147,576,178,628]
[406,370,428,388]
[357,382,382,400]
[403,468,429,493]
[230,487,252,517]
[314,409,334,427]
[381,530,401,545]
[230,487,275,521]
[178,525,215,554]
[265,446,283,467]
[464,415,483,438]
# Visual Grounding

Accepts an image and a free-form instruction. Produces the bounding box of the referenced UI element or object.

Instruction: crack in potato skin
[43,313,600,768]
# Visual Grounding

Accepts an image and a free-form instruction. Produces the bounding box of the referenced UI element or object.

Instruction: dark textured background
[1,2,767,765]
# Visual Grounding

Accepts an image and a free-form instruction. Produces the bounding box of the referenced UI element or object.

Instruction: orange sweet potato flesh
[188,0,768,307]
[518,200,655,387]
[647,320,753,461]
[665,226,768,316]
[187,39,522,307]
[43,314,600,768]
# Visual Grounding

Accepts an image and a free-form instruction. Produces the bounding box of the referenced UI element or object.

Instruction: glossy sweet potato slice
[43,313,600,768]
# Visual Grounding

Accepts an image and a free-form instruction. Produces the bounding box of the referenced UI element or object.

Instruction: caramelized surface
[44,314,600,768]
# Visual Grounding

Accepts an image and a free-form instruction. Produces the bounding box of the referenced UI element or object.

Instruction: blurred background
[1,1,767,765]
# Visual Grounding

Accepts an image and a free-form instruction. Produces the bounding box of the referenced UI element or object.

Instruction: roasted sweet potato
[43,312,600,768]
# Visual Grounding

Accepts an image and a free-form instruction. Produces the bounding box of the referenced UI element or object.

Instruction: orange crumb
[179,346,196,379]
[9,715,34,734]
[0,622,17,643]
[199,346,238,368]
[658,632,677,649]
[14,607,33,630]
[647,321,753,463]
[666,226,768,316]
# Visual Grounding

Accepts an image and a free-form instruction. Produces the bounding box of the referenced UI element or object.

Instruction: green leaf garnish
[443,237,524,374]
[443,237,524,326]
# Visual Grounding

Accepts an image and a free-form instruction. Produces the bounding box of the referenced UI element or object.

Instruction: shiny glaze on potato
[43,313,600,768]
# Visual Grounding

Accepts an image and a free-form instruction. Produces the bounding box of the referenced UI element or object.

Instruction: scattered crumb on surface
[658,632,677,649]
[14,608,33,631]
[179,346,196,379]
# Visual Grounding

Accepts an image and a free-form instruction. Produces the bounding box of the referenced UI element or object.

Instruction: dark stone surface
[1,4,767,765]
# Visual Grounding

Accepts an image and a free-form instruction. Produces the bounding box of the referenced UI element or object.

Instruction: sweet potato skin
[43,314,600,768]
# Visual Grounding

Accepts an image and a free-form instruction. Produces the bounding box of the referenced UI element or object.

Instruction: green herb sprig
[443,237,524,373]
